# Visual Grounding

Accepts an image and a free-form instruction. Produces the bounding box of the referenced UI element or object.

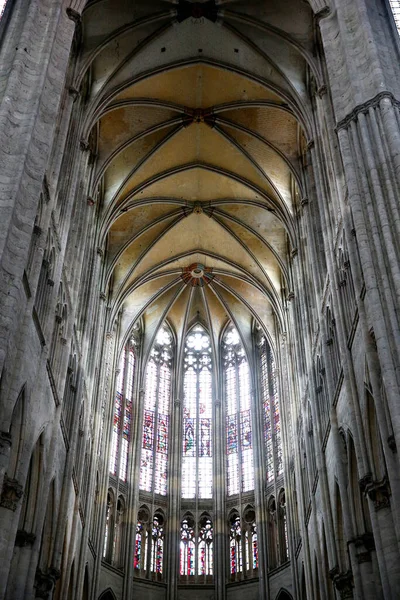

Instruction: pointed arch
[223,323,254,495]
[18,433,44,536]
[98,588,117,600]
[37,478,56,572]
[8,385,26,478]
[276,590,294,600]
[138,324,173,496]
[182,323,213,499]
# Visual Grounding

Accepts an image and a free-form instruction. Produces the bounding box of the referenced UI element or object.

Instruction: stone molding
[0,475,23,511]
[365,477,391,511]
[330,569,354,599]
[315,6,331,22]
[15,529,36,547]
[336,91,400,132]
[34,567,61,600]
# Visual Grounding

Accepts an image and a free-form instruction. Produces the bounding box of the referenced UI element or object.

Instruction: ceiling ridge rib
[212,124,288,206]
[209,213,285,304]
[104,125,185,219]
[106,208,188,280]
[113,276,182,337]
[210,207,289,283]
[104,162,293,231]
[215,116,301,188]
[112,214,188,297]
[223,9,323,87]
[94,119,184,189]
[76,11,174,89]
[83,57,303,139]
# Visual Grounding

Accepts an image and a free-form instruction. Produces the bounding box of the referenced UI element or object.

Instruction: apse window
[223,325,254,496]
[139,326,173,496]
[182,325,213,499]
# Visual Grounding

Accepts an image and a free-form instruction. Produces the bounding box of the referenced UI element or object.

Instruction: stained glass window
[103,490,114,561]
[198,516,213,576]
[151,514,164,575]
[182,325,213,499]
[109,341,136,481]
[180,514,213,578]
[180,516,196,576]
[139,326,172,496]
[134,508,164,578]
[222,326,254,495]
[229,514,243,575]
[259,336,283,484]
[243,508,258,574]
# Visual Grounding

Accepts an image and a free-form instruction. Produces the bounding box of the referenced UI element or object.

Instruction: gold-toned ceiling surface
[79,0,316,363]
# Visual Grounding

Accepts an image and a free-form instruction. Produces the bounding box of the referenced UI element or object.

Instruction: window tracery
[103,489,115,562]
[182,324,213,499]
[180,515,196,577]
[109,339,136,482]
[229,508,257,580]
[259,336,283,484]
[134,508,165,579]
[223,326,254,495]
[139,326,173,495]
[179,513,213,580]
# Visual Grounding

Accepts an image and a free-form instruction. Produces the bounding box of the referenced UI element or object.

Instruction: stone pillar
[213,397,227,600]
[249,370,268,600]
[124,385,145,600]
[166,397,182,600]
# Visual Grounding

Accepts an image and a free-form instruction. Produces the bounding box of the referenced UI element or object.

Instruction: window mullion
[236,357,243,494]
[152,362,160,494]
[196,366,200,499]
[116,345,128,480]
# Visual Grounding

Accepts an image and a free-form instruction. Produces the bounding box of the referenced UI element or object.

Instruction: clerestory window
[182,324,213,499]
[110,340,136,482]
[139,326,173,496]
[223,326,254,496]
[259,336,283,484]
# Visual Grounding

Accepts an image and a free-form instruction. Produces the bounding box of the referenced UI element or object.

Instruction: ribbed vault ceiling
[80,0,316,365]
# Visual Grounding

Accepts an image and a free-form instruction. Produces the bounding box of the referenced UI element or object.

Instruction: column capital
[0,475,23,511]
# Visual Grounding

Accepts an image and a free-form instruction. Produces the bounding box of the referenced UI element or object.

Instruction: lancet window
[229,509,258,580]
[223,325,254,496]
[182,325,213,499]
[180,514,213,579]
[259,336,283,484]
[139,326,173,496]
[134,507,165,579]
[109,339,136,482]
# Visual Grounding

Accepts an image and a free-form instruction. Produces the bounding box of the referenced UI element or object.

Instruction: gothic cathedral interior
[1,1,400,599]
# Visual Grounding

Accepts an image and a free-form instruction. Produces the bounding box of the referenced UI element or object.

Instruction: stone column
[213,397,227,600]
[124,385,146,600]
[249,360,268,600]
[166,397,182,600]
